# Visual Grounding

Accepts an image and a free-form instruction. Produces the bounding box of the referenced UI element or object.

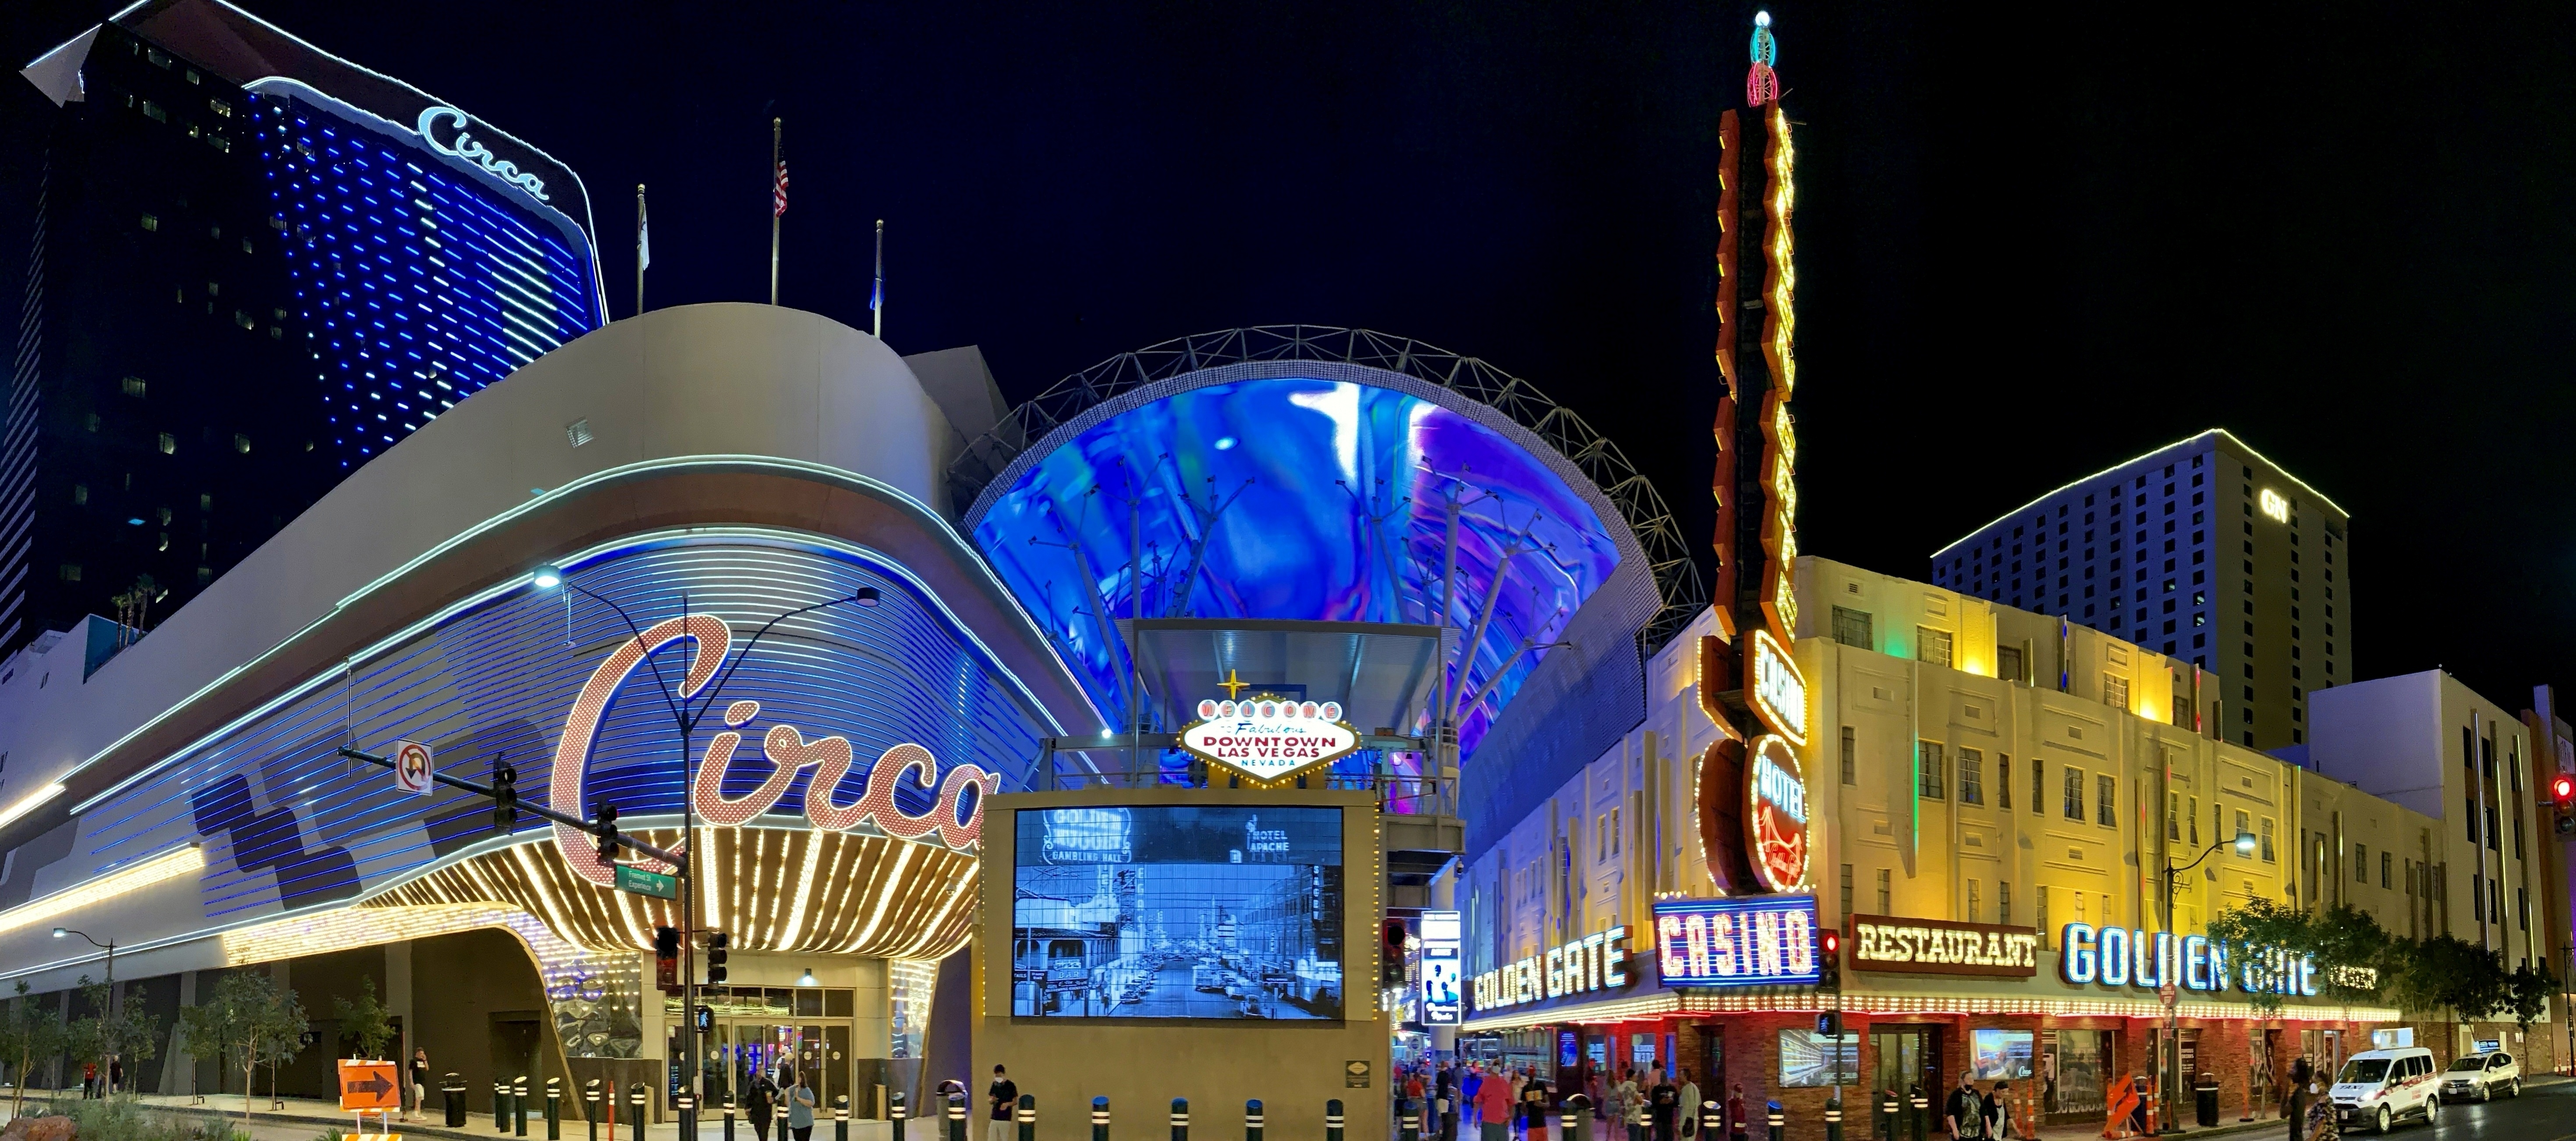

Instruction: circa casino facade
[0,304,1102,1113]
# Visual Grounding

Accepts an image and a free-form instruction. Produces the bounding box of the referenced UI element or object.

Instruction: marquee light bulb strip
[1459,988,2401,1034]
[0,843,202,939]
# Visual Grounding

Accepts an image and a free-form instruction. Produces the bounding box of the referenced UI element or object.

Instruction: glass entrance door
[1871,1026,1938,1130]
[715,1021,852,1117]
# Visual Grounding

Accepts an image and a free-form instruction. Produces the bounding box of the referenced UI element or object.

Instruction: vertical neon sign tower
[1698,10,1809,896]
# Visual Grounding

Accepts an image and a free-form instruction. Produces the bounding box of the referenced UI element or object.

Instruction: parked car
[2329,1047,2440,1134]
[2438,1050,2520,1102]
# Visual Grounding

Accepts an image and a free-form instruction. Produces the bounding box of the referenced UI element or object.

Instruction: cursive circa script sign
[417,106,549,202]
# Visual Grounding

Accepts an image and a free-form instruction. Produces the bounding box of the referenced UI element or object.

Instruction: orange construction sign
[339,1059,401,1112]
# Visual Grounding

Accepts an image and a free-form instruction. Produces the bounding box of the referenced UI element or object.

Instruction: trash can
[2193,1075,2219,1128]
[446,1073,470,1127]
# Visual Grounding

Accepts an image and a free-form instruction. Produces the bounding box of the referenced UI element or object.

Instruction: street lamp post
[2157,831,2255,1133]
[529,565,879,1132]
[52,928,114,1093]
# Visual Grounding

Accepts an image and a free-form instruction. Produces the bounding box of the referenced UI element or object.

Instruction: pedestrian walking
[81,1060,95,1099]
[1723,1086,1747,1141]
[746,1066,780,1141]
[1439,1062,1459,1141]
[1944,1071,1984,1140]
[1982,1082,2009,1141]
[1519,1073,1550,1141]
[988,1065,1018,1141]
[785,1073,816,1141]
[409,1047,431,1123]
[1477,1065,1514,1141]
[1647,1069,1677,1141]
[107,1056,123,1097]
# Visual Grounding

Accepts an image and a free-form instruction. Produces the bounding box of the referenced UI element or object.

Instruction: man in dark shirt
[1437,1063,1459,1141]
[1647,1070,1680,1141]
[1943,1072,1985,1140]
[988,1065,1019,1141]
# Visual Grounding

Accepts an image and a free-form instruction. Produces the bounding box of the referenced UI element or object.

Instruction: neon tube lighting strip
[64,454,1102,811]
[1929,429,2349,560]
[1459,989,2402,1033]
[0,844,203,939]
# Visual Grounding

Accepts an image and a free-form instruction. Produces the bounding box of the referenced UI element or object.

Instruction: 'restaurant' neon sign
[547,614,999,888]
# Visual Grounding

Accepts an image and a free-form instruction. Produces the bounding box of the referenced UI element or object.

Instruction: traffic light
[654,925,681,990]
[1817,928,1843,992]
[594,801,621,864]
[1382,919,1407,987]
[1816,1011,1843,1038]
[490,761,519,832]
[706,930,730,985]
[2553,774,2575,836]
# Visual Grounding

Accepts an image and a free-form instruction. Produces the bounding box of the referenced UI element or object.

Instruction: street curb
[23,1099,563,1141]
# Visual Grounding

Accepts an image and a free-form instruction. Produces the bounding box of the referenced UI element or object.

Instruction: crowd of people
[1389,1060,1778,1141]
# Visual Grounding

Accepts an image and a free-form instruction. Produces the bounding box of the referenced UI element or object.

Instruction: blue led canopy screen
[971,378,1622,761]
[1011,805,1343,1019]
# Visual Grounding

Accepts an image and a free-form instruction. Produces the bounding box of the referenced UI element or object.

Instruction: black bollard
[1172,1098,1190,1141]
[1906,1086,1925,1141]
[836,1095,850,1141]
[1324,1099,1343,1141]
[727,1096,739,1141]
[1019,1095,1036,1141]
[1092,1096,1112,1141]
[631,1083,649,1141]
[1701,1099,1720,1141]
[517,1076,531,1137]
[950,1092,970,1141]
[547,1077,563,1141]
[585,1080,602,1141]
[497,1081,513,1134]
[1824,1092,1842,1141]
[1244,1099,1262,1141]
[445,1074,469,1129]
[892,1092,908,1141]
[1557,1095,1590,1141]
[1767,1101,1785,1141]
[677,1093,698,1141]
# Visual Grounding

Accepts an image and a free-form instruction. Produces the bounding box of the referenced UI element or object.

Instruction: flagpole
[769,117,782,306]
[871,219,884,338]
[634,183,646,318]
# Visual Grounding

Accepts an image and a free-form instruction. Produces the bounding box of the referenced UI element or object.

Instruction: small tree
[255,989,308,1110]
[180,971,304,1123]
[68,976,161,1098]
[2205,897,2314,1014]
[2503,961,2558,1031]
[2391,935,2510,1028]
[332,978,394,1061]
[0,981,69,1116]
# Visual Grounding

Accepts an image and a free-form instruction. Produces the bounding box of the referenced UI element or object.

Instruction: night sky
[6,2,2574,715]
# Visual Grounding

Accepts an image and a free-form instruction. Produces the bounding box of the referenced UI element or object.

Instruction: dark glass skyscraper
[6,0,604,659]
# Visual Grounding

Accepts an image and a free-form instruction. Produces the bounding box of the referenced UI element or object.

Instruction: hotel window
[1917,627,1954,669]
[2096,774,2117,827]
[2381,851,2392,889]
[2063,767,2084,821]
[2355,844,2368,882]
[158,432,176,454]
[1998,644,2024,682]
[2037,886,2050,948]
[1918,742,1946,798]
[1841,864,1854,926]
[2473,874,2484,921]
[2167,792,2180,840]
[1831,606,1873,649]
[1998,756,2013,809]
[2261,816,2276,862]
[1610,808,1620,855]
[1596,815,1606,861]
[2520,887,2530,931]
[1958,748,1984,805]
[2101,673,2130,711]
[1999,881,2012,925]
[1840,726,1857,785]
[1876,868,1892,914]
[2033,760,2045,815]
[1968,879,1981,923]
[2188,797,2200,846]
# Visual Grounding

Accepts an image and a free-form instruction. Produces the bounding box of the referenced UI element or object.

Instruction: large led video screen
[1011,806,1344,1019]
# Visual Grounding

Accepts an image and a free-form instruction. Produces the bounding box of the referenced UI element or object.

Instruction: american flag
[772,160,790,218]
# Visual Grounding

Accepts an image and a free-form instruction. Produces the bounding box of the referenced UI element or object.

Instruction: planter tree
[0,981,69,1116]
[178,971,305,1124]
[333,978,395,1061]
[66,976,160,1098]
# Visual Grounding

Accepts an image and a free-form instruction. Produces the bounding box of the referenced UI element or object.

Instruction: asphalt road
[2393,1077,2576,1141]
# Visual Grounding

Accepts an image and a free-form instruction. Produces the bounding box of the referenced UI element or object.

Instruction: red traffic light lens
[1820,931,1840,954]
[2554,775,2574,802]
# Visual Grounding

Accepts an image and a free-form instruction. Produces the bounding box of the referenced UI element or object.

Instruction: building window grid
[2063,767,2084,821]
[1839,726,1856,786]
[1958,748,1984,806]
[1919,742,1946,799]
[2096,774,2117,827]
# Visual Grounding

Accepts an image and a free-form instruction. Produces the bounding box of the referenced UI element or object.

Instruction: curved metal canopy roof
[953,326,1704,762]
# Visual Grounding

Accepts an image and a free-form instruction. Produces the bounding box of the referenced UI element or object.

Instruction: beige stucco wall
[977,788,1386,1141]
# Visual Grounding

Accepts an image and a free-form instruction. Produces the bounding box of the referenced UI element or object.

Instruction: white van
[2330,1046,2441,1133]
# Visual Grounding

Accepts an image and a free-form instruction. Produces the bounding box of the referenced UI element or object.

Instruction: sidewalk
[0,1093,899,1141]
